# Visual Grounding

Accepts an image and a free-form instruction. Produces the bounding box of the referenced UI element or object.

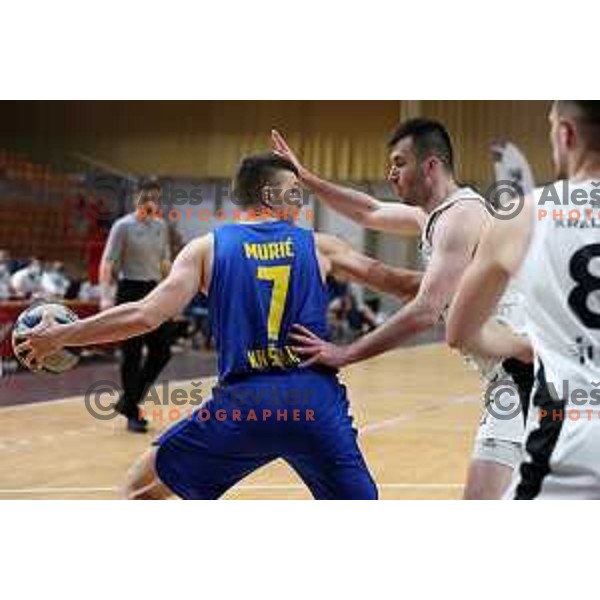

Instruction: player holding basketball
[272,122,533,499]
[17,153,422,500]
[448,101,600,499]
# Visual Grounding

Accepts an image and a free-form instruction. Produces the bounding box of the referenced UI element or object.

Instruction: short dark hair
[387,118,454,172]
[136,179,161,194]
[556,101,600,151]
[135,178,161,206]
[233,153,299,208]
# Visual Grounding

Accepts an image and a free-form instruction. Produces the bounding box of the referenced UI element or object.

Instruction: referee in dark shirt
[99,181,172,432]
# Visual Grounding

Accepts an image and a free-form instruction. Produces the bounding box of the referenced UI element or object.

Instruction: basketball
[11,303,79,374]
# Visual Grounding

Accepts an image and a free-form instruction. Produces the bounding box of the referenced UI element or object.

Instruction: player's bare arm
[315,233,422,301]
[462,320,533,364]
[447,196,534,350]
[16,235,213,367]
[272,129,426,235]
[290,202,485,368]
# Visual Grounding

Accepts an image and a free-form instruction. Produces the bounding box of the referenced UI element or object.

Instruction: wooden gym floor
[0,343,483,499]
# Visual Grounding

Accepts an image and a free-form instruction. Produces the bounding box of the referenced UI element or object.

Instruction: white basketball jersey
[420,187,485,267]
[420,187,528,384]
[514,180,600,392]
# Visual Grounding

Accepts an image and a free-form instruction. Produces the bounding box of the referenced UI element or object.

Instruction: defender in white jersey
[421,188,532,471]
[448,100,600,499]
[272,121,533,499]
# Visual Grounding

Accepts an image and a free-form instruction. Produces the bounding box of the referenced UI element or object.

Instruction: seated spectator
[326,274,379,342]
[11,258,43,299]
[345,285,378,333]
[79,280,103,302]
[0,259,12,300]
[41,261,71,299]
[0,249,16,275]
[326,272,349,304]
[364,296,386,327]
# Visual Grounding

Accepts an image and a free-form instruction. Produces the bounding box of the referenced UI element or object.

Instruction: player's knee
[463,459,514,500]
[120,449,170,500]
[120,472,152,500]
[121,476,169,500]
[463,483,504,500]
[463,482,487,500]
[463,468,492,500]
[120,478,145,500]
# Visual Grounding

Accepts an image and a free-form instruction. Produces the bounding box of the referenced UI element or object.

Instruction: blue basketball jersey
[208,221,329,382]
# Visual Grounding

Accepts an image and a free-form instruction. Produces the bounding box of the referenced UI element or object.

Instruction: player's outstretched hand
[288,324,350,369]
[271,129,304,176]
[14,310,64,371]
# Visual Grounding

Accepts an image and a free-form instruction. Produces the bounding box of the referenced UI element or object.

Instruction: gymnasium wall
[0,101,401,180]
[421,100,554,187]
[0,101,554,185]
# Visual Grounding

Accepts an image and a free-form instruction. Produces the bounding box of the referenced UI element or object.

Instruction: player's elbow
[446,329,462,350]
[419,308,442,331]
[446,303,478,351]
[361,209,385,230]
[411,295,444,332]
[446,322,468,351]
[397,273,422,300]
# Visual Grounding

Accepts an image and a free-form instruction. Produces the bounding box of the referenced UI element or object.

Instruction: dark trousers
[116,279,173,418]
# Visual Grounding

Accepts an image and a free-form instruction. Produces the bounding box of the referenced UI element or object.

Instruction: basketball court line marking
[0,361,476,498]
[0,342,449,414]
[0,377,199,413]
[359,394,477,435]
[0,392,479,451]
[0,483,464,494]
[0,396,472,495]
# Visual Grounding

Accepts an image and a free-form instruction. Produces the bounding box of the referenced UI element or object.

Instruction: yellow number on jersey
[257,265,291,342]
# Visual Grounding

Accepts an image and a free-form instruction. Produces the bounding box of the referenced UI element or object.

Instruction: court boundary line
[0,483,464,494]
[0,377,206,413]
[0,392,479,451]
[0,342,450,413]
[0,349,474,498]
[359,394,478,435]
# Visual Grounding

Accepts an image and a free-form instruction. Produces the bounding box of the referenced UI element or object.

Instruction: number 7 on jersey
[257,265,291,342]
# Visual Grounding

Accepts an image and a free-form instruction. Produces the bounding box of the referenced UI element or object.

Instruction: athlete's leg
[138,322,173,400]
[121,447,172,500]
[286,449,378,500]
[119,334,145,417]
[463,457,515,500]
[282,376,377,500]
[464,429,523,499]
[151,403,276,499]
[465,361,533,499]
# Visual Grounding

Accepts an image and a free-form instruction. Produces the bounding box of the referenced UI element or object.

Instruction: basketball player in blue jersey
[17,153,422,500]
